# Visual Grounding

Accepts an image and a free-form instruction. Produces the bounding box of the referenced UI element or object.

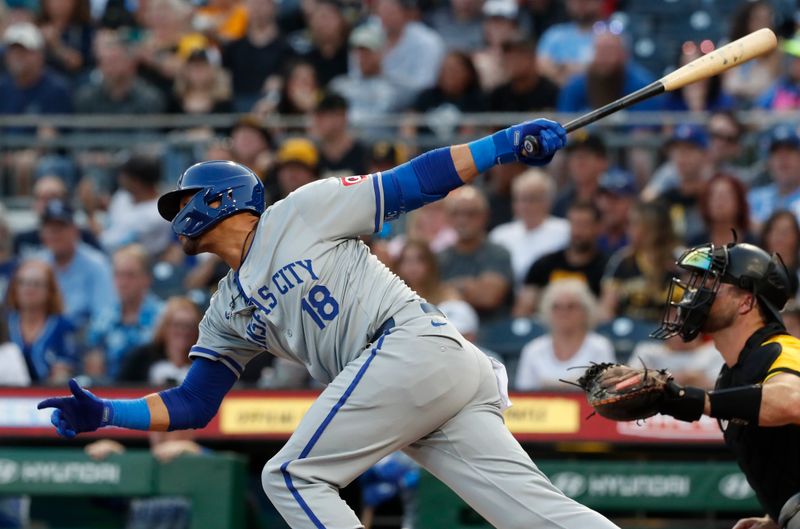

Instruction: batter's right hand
[37,379,110,439]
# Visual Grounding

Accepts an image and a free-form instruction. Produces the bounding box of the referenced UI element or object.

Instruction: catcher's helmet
[652,241,792,341]
[157,160,265,238]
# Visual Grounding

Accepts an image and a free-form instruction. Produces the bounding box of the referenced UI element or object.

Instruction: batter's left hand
[505,119,567,166]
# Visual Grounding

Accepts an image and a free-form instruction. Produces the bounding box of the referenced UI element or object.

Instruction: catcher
[577,241,800,529]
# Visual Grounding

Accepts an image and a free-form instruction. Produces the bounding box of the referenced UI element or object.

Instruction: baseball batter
[38,119,619,529]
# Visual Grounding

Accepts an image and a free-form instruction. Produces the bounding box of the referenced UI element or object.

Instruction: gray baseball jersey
[191,173,620,529]
[190,174,415,383]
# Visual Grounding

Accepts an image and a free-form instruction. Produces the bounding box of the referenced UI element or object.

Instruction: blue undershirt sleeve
[107,357,236,431]
[159,357,237,430]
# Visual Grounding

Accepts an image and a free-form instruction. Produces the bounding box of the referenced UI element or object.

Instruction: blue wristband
[467,129,517,173]
[108,399,151,430]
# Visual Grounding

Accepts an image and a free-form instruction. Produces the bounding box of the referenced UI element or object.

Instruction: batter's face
[178,192,203,255]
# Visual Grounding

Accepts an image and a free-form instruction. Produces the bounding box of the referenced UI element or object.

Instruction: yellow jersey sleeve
[764,334,800,382]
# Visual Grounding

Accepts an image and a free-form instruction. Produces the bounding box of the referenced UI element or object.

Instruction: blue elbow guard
[381,147,462,220]
[159,357,237,430]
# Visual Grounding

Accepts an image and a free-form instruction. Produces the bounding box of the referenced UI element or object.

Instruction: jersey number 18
[301,285,340,329]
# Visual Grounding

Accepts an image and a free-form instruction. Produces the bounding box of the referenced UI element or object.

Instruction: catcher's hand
[573,363,706,422]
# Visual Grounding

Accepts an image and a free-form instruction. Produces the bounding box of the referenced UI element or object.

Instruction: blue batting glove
[37,379,112,439]
[494,118,567,167]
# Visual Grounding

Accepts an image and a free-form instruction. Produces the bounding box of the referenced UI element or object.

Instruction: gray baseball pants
[262,304,619,529]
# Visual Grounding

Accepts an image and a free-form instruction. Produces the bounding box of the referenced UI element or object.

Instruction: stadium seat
[595,317,660,363]
[476,317,546,360]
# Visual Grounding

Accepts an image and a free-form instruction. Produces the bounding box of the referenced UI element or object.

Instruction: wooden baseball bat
[522,27,777,156]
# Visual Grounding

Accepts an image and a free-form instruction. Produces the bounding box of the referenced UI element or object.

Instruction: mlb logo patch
[340,175,369,187]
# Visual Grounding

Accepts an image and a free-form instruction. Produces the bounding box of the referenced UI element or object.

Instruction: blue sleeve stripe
[189,346,244,376]
[279,332,388,529]
[371,174,382,233]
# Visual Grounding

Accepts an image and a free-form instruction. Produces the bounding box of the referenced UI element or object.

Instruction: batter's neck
[208,214,261,270]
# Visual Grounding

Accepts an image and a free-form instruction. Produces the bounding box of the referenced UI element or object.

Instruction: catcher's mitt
[572,363,673,421]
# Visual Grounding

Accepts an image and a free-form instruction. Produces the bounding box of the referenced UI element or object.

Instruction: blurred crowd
[3,0,800,393]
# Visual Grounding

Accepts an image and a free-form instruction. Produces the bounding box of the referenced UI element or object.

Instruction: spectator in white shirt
[375,0,446,107]
[489,168,570,285]
[87,154,173,259]
[515,279,614,391]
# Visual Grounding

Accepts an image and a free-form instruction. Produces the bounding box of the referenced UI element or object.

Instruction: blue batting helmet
[157,160,265,238]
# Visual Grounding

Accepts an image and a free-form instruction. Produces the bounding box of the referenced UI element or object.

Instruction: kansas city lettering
[244,259,319,348]
[251,259,319,314]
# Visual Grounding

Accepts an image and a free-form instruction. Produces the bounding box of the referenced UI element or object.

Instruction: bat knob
[522,135,540,157]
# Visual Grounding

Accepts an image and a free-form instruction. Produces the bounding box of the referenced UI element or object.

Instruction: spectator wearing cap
[89,155,173,258]
[689,173,755,248]
[297,0,350,87]
[38,199,117,332]
[748,125,800,226]
[0,22,73,118]
[426,0,485,52]
[169,47,233,115]
[275,137,320,200]
[5,259,78,385]
[311,93,369,179]
[596,167,636,254]
[223,0,293,111]
[757,32,800,111]
[0,22,73,140]
[536,0,605,86]
[13,175,100,258]
[74,30,165,114]
[558,31,662,114]
[487,36,559,112]
[38,0,94,78]
[472,0,521,91]
[375,0,446,107]
[438,186,514,323]
[646,113,749,197]
[652,124,713,241]
[84,244,163,382]
[329,24,399,131]
[515,200,607,317]
[230,115,276,180]
[489,169,570,285]
[551,132,608,218]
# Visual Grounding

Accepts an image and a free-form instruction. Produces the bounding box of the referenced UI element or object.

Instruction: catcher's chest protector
[717,324,800,521]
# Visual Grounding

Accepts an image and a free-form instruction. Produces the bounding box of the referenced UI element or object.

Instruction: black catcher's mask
[652,242,792,342]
